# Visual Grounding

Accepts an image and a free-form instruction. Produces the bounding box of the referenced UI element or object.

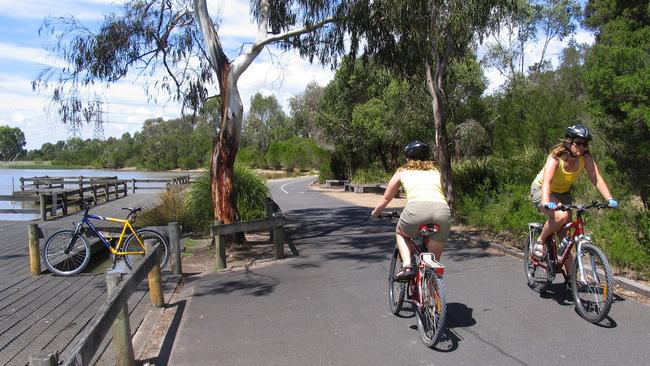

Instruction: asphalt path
[170,176,650,365]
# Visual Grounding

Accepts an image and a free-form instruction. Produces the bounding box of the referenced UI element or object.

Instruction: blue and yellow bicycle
[43,202,169,276]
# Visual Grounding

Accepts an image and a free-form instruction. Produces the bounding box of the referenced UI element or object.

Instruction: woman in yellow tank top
[371,140,452,281]
[529,124,617,273]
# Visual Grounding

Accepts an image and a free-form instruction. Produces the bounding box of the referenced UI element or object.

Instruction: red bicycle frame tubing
[555,216,585,269]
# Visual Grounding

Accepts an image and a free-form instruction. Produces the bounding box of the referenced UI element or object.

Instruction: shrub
[351,167,392,184]
[137,188,192,231]
[185,164,270,233]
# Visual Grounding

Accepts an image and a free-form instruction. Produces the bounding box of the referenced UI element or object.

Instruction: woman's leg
[395,226,413,267]
[424,237,444,261]
[537,203,571,244]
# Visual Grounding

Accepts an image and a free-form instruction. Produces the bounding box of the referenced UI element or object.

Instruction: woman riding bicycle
[529,124,617,270]
[371,140,452,281]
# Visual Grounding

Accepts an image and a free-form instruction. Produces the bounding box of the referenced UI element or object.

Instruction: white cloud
[0,0,113,20]
[0,43,67,69]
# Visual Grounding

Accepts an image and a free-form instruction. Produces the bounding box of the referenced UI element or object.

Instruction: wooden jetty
[0,192,179,366]
[0,175,191,221]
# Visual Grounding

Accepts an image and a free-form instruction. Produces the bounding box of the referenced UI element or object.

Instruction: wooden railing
[0,175,192,220]
[29,243,164,366]
[211,198,298,269]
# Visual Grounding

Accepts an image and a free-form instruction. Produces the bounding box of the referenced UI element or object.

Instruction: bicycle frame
[532,204,597,275]
[404,232,444,309]
[73,211,144,256]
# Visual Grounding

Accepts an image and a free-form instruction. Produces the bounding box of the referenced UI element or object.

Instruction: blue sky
[0,0,594,150]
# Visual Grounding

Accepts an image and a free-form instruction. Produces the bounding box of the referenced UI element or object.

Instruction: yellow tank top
[533,156,584,193]
[401,170,447,203]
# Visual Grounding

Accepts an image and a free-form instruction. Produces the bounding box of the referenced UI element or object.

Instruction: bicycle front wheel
[43,230,91,276]
[523,235,552,293]
[388,248,406,315]
[571,242,614,324]
[416,270,447,347]
[123,229,170,270]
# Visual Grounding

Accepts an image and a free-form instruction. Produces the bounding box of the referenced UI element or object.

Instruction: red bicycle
[380,211,447,347]
[524,201,615,323]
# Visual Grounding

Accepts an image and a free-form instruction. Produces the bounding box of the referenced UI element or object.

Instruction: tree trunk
[425,62,454,205]
[211,66,242,225]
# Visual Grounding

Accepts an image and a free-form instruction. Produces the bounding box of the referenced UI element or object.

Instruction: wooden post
[123,181,127,197]
[78,176,84,203]
[168,222,182,276]
[93,185,98,204]
[131,178,136,194]
[114,182,119,199]
[28,352,58,366]
[213,220,226,270]
[272,213,284,259]
[104,183,109,202]
[265,198,274,241]
[28,223,41,276]
[50,192,57,217]
[106,273,136,366]
[61,191,68,216]
[20,177,25,191]
[144,240,164,307]
[39,193,47,221]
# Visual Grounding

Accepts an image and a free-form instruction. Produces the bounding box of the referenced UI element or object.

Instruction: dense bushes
[140,164,269,233]
[453,154,650,278]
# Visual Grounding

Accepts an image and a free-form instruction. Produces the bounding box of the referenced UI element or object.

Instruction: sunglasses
[573,141,589,148]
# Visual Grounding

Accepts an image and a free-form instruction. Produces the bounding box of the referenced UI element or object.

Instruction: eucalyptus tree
[343,0,514,202]
[483,0,580,83]
[0,126,27,161]
[583,0,650,208]
[33,0,346,224]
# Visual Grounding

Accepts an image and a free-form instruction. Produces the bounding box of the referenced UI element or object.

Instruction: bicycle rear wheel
[123,229,170,270]
[523,234,552,293]
[571,242,614,324]
[388,248,406,315]
[43,230,91,276]
[416,270,447,347]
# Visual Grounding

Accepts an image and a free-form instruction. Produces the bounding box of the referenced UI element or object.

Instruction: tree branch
[232,16,336,79]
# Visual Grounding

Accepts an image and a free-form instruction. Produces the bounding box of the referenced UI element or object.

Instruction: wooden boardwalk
[0,192,177,366]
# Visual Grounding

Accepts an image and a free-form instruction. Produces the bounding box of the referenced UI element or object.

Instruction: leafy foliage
[185,165,270,233]
[0,126,26,161]
[583,0,650,208]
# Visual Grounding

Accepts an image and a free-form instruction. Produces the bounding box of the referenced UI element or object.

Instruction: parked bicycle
[524,201,614,323]
[379,211,447,347]
[43,202,170,276]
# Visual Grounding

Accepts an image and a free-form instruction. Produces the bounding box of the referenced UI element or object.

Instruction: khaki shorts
[397,201,452,242]
[530,183,573,208]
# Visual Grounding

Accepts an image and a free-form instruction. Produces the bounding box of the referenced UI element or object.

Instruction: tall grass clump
[137,188,192,230]
[185,164,270,233]
[351,167,392,184]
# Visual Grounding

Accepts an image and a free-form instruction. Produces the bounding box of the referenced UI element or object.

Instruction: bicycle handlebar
[372,211,400,219]
[556,201,612,212]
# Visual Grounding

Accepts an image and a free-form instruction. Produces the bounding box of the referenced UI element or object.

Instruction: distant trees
[0,126,26,161]
[583,0,650,208]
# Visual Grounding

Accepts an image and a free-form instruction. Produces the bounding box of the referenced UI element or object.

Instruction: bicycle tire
[571,242,614,324]
[416,270,447,347]
[123,229,170,270]
[388,248,406,315]
[523,235,552,293]
[43,230,91,276]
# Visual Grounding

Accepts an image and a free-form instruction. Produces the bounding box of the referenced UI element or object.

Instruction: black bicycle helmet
[565,124,592,141]
[404,140,429,161]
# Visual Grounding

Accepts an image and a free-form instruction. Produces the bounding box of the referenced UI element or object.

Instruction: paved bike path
[169,177,650,365]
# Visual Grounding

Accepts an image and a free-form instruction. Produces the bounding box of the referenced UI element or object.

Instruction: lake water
[0,168,193,221]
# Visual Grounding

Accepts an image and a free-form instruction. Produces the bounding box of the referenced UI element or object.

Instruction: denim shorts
[530,183,573,208]
[397,201,452,242]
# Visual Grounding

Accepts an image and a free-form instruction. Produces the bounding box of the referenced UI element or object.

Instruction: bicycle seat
[121,207,142,213]
[419,224,440,237]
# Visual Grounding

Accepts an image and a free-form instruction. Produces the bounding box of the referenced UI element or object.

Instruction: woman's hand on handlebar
[371,210,399,219]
